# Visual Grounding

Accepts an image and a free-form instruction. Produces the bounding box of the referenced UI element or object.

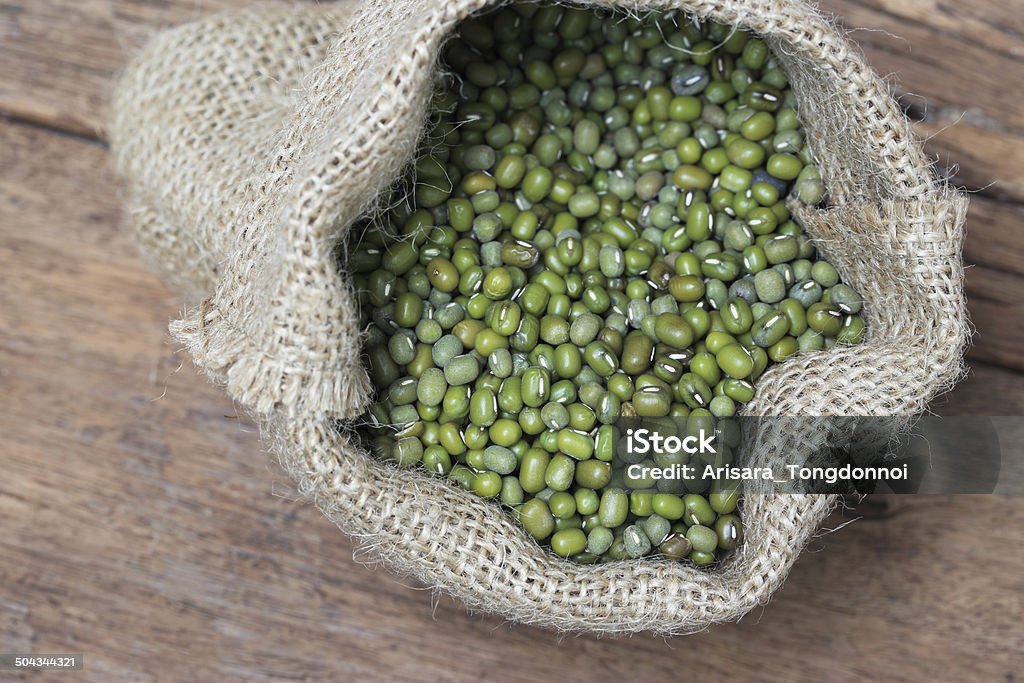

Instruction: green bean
[550,529,587,557]
[766,152,803,180]
[628,491,654,517]
[654,314,694,349]
[519,498,555,540]
[444,354,481,386]
[712,343,751,379]
[583,341,619,376]
[378,434,411,463]
[598,488,629,528]
[830,283,863,314]
[350,3,866,567]
[387,331,417,366]
[686,524,719,554]
[640,514,671,546]
[483,445,518,475]
[753,268,787,304]
[715,514,744,550]
[587,526,614,555]
[575,460,612,489]
[557,429,594,460]
[575,488,600,517]
[807,303,844,337]
[811,261,840,288]
[545,453,576,491]
[489,418,522,447]
[417,367,448,407]
[653,493,685,521]
[622,525,652,558]
[838,314,865,344]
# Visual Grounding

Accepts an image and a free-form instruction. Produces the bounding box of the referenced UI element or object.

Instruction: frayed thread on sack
[171,297,373,419]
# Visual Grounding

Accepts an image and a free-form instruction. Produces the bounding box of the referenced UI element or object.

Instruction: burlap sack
[111,0,969,633]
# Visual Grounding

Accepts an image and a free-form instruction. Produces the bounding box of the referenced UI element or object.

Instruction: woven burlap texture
[111,0,968,634]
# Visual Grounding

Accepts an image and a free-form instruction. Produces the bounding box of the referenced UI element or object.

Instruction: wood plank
[818,0,1024,133]
[0,0,314,137]
[959,197,1024,371]
[965,273,1024,372]
[3,0,1023,208]
[961,195,1024,276]
[834,0,1024,60]
[813,0,1024,201]
[0,0,1019,138]
[931,361,1024,415]
[2,115,1024,681]
[915,120,1024,202]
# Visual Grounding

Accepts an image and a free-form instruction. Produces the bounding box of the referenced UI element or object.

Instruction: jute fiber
[111,0,969,633]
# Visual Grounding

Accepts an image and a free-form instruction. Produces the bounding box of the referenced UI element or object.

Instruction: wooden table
[1,1,1022,680]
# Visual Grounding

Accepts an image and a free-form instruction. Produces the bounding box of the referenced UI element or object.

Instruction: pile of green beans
[348,3,864,566]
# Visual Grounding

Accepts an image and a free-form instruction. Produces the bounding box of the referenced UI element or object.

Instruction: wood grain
[1,0,1023,680]
[916,121,1024,203]
[2,0,1023,202]
[955,196,1024,372]
[0,0,252,137]
[819,0,1024,132]
[961,196,1024,276]
[965,267,1024,372]
[931,361,1024,415]
[815,0,1024,201]
[2,115,1022,683]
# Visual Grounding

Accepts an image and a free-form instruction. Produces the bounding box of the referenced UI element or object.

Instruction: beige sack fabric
[111,0,968,634]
